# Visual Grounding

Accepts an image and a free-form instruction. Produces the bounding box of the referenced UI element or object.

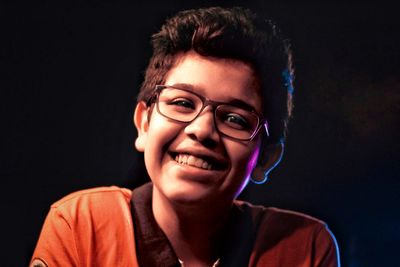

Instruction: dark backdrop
[1,1,399,266]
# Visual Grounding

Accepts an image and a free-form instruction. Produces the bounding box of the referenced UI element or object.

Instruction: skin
[134,50,263,266]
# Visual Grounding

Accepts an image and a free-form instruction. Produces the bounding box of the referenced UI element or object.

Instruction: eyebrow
[168,83,259,112]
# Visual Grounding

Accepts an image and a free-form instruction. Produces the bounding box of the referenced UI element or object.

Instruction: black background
[1,1,399,266]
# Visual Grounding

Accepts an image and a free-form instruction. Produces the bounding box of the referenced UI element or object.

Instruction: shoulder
[234,200,327,231]
[31,186,137,266]
[50,186,133,222]
[235,200,340,266]
[52,186,132,207]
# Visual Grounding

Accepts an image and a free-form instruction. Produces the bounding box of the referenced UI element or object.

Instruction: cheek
[227,144,260,198]
[144,114,182,171]
[245,145,260,176]
[147,113,179,144]
[228,142,260,179]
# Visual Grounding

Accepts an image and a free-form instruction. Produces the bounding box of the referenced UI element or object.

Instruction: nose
[184,107,220,146]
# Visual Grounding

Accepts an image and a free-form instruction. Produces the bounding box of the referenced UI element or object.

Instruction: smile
[174,153,213,170]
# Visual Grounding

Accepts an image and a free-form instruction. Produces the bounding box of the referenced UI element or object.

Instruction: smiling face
[134,51,262,208]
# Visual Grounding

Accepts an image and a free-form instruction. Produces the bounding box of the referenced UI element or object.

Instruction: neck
[152,186,231,266]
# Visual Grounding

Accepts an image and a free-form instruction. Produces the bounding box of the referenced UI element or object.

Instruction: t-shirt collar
[130,182,256,267]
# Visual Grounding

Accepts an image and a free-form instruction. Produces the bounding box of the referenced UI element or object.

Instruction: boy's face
[135,51,262,207]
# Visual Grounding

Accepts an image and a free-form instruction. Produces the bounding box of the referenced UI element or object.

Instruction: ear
[133,101,150,152]
[250,141,284,184]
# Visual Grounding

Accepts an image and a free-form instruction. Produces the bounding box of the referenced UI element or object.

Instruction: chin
[162,180,218,206]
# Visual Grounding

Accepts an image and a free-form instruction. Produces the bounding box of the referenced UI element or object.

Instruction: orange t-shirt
[30,185,340,266]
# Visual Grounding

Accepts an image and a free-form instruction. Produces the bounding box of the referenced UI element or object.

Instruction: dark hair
[138,6,294,144]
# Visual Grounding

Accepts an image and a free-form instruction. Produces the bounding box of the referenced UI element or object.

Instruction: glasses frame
[147,85,269,141]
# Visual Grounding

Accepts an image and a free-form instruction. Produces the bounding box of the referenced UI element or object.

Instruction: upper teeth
[175,154,213,170]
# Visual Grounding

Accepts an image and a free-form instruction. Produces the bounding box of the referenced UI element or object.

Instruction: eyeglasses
[147,85,268,141]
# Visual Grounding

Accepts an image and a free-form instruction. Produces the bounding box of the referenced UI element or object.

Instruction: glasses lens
[215,105,259,140]
[157,87,202,122]
[156,87,260,140]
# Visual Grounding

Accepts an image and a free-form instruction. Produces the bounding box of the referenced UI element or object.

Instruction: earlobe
[133,101,150,152]
[250,142,284,184]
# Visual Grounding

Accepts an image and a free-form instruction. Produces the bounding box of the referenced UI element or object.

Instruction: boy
[30,6,340,267]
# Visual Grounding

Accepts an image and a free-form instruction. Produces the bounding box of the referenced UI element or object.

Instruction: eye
[170,98,194,108]
[223,113,250,130]
[166,98,196,113]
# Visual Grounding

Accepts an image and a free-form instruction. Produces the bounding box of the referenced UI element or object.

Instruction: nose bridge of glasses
[192,100,217,124]
[184,100,220,142]
[199,98,222,115]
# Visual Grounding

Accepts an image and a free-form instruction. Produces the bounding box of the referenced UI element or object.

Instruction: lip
[168,149,228,171]
[167,152,227,185]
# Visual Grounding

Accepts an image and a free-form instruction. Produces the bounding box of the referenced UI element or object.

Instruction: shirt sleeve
[30,207,79,267]
[314,224,341,267]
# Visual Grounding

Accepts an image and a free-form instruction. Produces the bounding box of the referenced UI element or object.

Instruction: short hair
[137,6,294,144]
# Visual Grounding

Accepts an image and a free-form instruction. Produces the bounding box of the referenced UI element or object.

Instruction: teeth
[188,155,196,166]
[174,153,213,170]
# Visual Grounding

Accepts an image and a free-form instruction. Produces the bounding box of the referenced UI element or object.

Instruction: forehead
[164,51,262,112]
